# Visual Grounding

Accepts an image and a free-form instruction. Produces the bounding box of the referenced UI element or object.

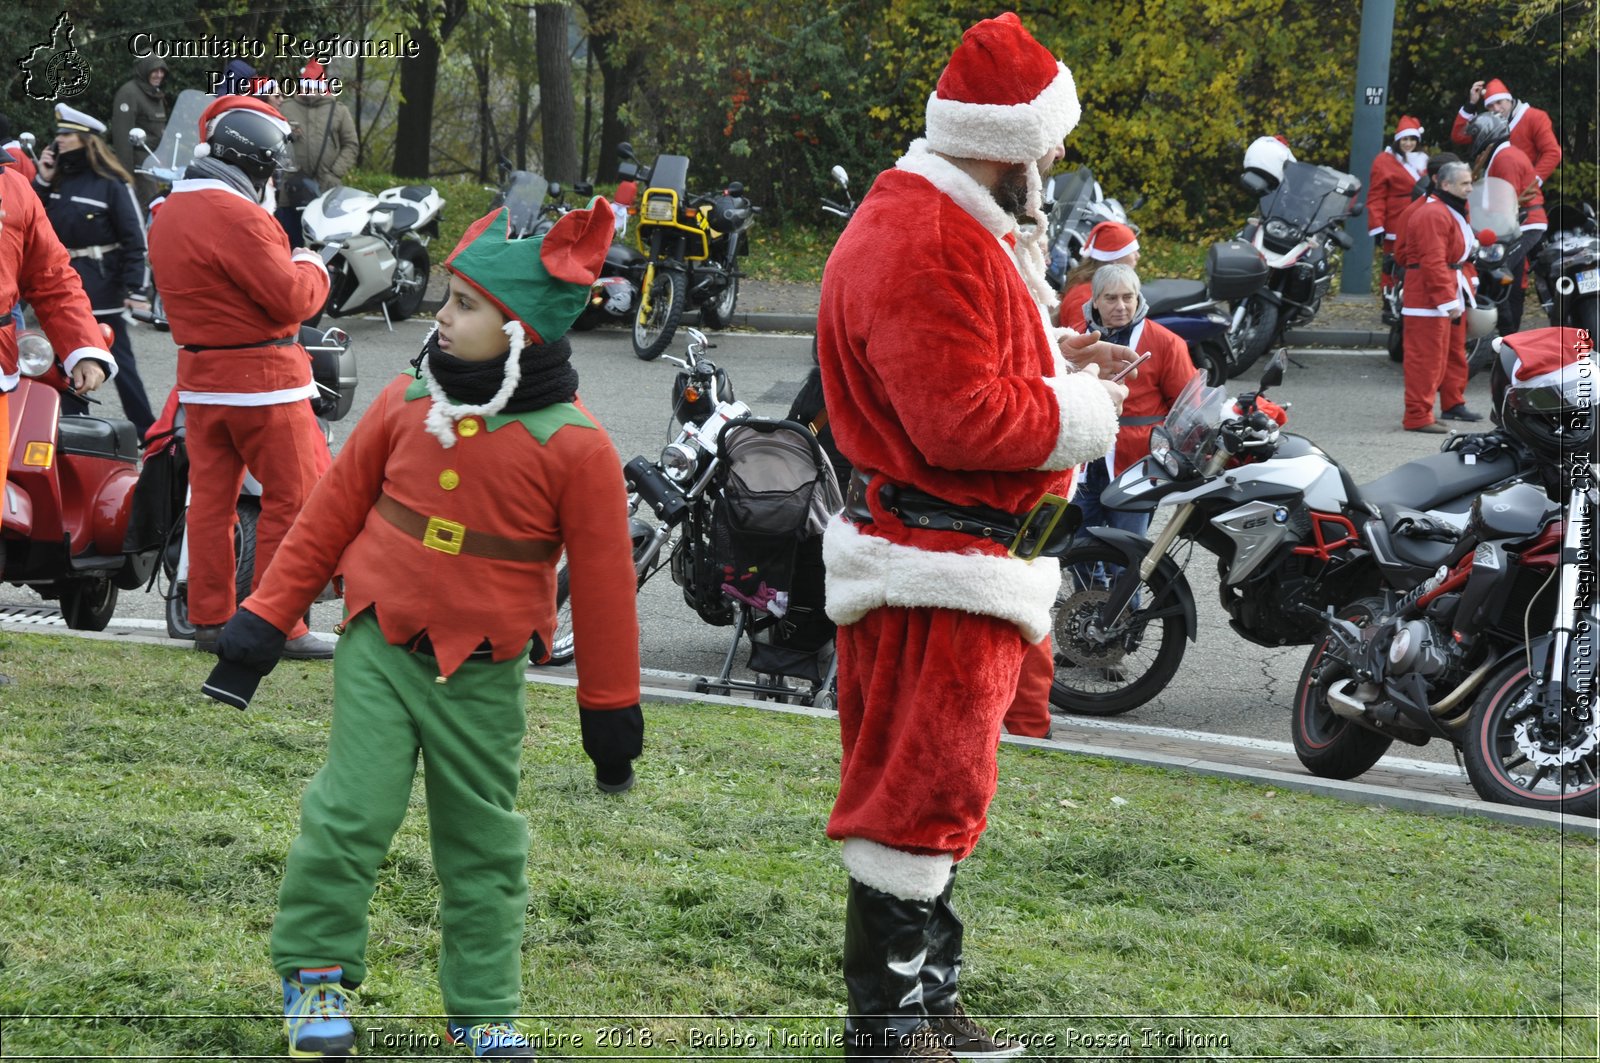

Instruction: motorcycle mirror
[547,181,562,199]
[128,127,146,149]
[1128,194,1147,212]
[617,141,636,160]
[1259,350,1287,389]
[1331,228,1354,250]
[19,132,35,151]
[726,181,744,196]
[574,181,593,197]
[831,165,849,188]
[1239,171,1273,198]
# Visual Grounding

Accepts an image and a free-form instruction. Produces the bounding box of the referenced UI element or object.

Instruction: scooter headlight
[1148,426,1180,478]
[659,442,698,483]
[16,330,55,378]
[1477,242,1506,265]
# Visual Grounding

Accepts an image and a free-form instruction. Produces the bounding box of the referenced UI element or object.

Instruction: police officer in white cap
[33,102,155,437]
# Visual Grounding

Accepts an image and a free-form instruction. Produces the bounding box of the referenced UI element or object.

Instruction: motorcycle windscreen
[138,89,209,181]
[501,172,547,237]
[1469,176,1522,241]
[1161,371,1230,463]
[1258,161,1359,234]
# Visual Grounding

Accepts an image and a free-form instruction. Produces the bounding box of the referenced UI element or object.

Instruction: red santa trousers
[1002,636,1053,738]
[1401,315,1468,429]
[0,393,9,534]
[828,606,1029,864]
[183,401,329,631]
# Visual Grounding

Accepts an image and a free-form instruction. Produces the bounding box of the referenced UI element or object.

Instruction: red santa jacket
[243,373,642,704]
[1059,280,1092,332]
[817,142,1118,642]
[1396,195,1478,318]
[1366,149,1424,239]
[146,177,329,403]
[1486,141,1547,232]
[1098,318,1198,476]
[1452,102,1563,184]
[0,166,111,392]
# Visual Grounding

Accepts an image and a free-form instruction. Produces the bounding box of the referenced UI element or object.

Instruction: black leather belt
[844,470,1079,561]
[181,336,297,353]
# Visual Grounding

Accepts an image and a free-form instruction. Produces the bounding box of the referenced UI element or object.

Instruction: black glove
[579,704,644,793]
[1373,234,1384,250]
[201,607,288,710]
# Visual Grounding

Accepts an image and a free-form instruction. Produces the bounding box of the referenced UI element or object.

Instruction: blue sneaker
[282,966,356,1057]
[447,1020,535,1057]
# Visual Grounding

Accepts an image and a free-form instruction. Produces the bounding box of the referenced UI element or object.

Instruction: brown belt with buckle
[375,493,559,562]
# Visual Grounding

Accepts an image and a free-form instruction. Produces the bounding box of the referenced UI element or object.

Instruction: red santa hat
[190,95,290,159]
[1083,220,1139,262]
[1482,79,1513,106]
[1497,326,1594,387]
[1392,115,1424,141]
[924,13,1079,165]
[302,59,326,81]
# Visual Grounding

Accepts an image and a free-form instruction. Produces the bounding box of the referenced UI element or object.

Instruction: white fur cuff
[1037,370,1118,471]
[842,838,953,901]
[822,515,1061,643]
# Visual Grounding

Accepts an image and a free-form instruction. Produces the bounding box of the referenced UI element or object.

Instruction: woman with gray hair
[1073,263,1200,535]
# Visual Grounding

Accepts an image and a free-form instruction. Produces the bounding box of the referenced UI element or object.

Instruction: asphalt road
[2,310,1499,767]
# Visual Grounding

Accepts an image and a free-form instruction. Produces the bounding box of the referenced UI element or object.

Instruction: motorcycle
[2,330,160,629]
[1293,341,1597,813]
[1532,201,1600,337]
[1043,166,1140,288]
[300,181,444,327]
[1049,352,1532,715]
[544,328,842,705]
[621,142,757,360]
[1225,160,1361,377]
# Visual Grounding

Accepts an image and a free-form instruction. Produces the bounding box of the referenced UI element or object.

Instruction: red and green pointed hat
[445,198,615,344]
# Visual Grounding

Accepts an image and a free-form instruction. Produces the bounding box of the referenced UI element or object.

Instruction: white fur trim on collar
[420,320,525,447]
[925,62,1080,163]
[822,514,1061,643]
[895,140,1013,239]
[842,838,953,902]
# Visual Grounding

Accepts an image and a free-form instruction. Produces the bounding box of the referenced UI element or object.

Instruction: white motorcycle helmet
[1465,302,1498,339]
[1244,135,1296,186]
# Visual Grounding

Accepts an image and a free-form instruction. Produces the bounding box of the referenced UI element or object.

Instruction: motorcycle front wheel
[1048,539,1188,716]
[1226,293,1280,379]
[60,576,117,632]
[163,498,260,641]
[1387,317,1405,363]
[385,241,431,322]
[1461,656,1600,816]
[540,534,661,666]
[1291,598,1394,780]
[633,268,687,361]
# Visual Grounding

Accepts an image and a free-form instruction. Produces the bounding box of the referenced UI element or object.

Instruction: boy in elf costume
[201,199,642,1058]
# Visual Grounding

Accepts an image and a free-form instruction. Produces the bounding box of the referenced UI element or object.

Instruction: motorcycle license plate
[1577,269,1600,295]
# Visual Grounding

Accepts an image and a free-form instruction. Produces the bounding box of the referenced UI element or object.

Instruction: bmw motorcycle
[1225,161,1361,377]
[1049,353,1532,716]
[301,182,444,327]
[1533,201,1600,338]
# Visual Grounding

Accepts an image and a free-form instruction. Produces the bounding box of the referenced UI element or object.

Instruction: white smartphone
[1110,350,1153,383]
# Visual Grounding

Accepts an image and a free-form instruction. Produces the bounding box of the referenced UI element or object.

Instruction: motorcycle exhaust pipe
[1325,678,1375,721]
[1555,275,1576,296]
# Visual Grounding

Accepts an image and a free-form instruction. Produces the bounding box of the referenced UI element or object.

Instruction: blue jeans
[1072,457,1151,596]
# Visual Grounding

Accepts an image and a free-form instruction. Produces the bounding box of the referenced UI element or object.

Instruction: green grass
[0,631,1596,1059]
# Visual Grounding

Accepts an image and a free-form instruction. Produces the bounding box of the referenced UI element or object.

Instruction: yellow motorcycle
[621,142,756,360]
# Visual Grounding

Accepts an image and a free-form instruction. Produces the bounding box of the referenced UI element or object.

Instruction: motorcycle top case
[1205,239,1269,301]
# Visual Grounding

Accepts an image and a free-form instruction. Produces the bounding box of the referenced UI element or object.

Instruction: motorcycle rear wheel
[1192,337,1228,387]
[164,498,260,641]
[1387,318,1405,363]
[539,534,658,667]
[1291,598,1394,780]
[384,241,431,322]
[1461,656,1600,816]
[60,576,117,632]
[1048,539,1188,716]
[700,272,740,330]
[1226,294,1280,379]
[633,268,687,361]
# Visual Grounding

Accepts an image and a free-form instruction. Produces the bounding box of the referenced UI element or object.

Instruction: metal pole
[1341,0,1398,296]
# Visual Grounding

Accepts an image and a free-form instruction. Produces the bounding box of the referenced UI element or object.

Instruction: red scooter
[2,329,160,629]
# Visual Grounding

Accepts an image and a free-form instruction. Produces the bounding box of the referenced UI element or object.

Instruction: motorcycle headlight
[659,442,698,483]
[1148,426,1180,478]
[1263,218,1302,244]
[1477,243,1506,265]
[642,195,675,222]
[16,331,54,378]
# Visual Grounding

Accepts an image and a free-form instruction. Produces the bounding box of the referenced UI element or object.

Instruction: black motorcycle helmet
[1491,328,1597,465]
[1465,112,1511,165]
[207,109,296,187]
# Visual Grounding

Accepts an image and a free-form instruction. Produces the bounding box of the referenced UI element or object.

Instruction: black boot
[844,877,951,1060]
[921,869,1025,1059]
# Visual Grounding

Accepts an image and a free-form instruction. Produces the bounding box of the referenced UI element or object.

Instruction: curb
[734,313,1388,350]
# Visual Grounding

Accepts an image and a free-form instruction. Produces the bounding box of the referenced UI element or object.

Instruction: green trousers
[270,611,531,1025]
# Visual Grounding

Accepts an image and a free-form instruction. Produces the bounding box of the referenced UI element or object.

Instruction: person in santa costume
[1450,78,1563,187]
[1057,219,1139,331]
[817,13,1131,1059]
[1396,160,1485,433]
[147,95,337,659]
[1464,109,1546,335]
[201,198,642,1058]
[1367,115,1428,316]
[0,144,115,681]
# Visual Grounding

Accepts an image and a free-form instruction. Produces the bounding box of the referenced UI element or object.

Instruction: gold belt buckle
[422,515,466,556]
[1009,493,1070,563]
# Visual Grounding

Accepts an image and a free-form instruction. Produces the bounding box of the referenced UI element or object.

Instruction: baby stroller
[697,416,843,706]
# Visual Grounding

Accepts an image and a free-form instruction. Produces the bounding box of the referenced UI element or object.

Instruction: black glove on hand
[580,704,644,793]
[201,607,289,710]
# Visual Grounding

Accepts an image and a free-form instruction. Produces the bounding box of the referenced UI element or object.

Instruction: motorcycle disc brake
[1053,588,1130,667]
[1510,694,1600,767]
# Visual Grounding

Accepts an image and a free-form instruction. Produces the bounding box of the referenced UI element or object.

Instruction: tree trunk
[392,0,468,179]
[587,30,644,183]
[535,3,579,183]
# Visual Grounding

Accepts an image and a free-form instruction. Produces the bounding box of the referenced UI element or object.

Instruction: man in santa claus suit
[1450,78,1563,185]
[1367,116,1428,317]
[1396,160,1483,433]
[147,95,335,658]
[817,13,1131,1059]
